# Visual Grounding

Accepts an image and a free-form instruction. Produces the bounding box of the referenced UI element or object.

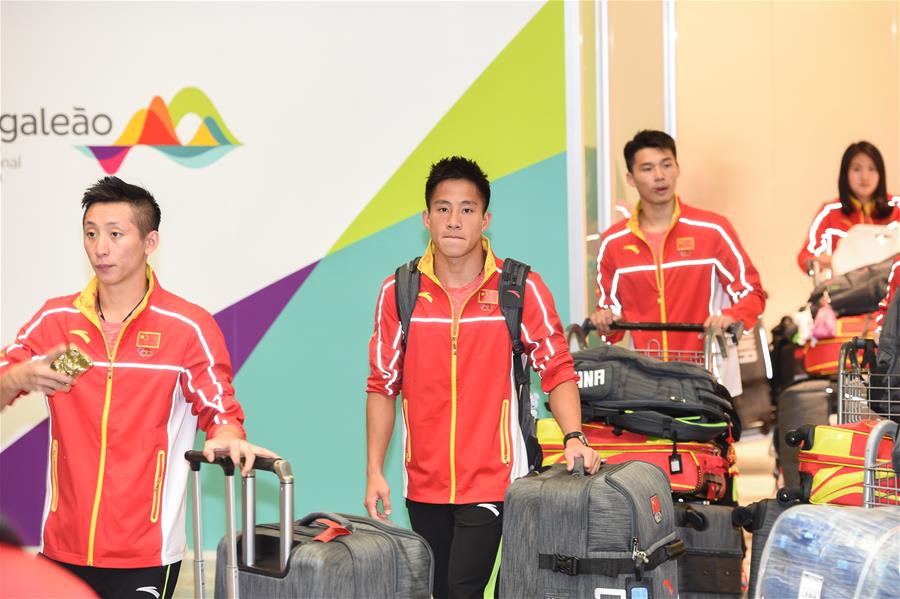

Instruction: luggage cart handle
[582,319,704,333]
[583,319,743,336]
[863,420,899,507]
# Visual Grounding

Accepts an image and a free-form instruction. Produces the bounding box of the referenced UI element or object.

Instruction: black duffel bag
[867,291,900,422]
[574,344,741,442]
[809,257,893,318]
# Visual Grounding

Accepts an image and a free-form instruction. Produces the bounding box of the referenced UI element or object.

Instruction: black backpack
[808,257,892,317]
[394,257,543,471]
[868,291,900,422]
[574,344,741,442]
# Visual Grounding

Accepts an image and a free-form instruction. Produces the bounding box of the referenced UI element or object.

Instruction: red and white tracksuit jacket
[0,267,245,568]
[796,196,899,273]
[367,238,576,504]
[876,255,900,333]
[595,197,766,353]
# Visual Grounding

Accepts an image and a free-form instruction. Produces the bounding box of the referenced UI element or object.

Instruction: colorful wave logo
[75,87,240,174]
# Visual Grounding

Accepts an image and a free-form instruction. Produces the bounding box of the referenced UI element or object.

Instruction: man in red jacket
[0,177,275,599]
[590,130,765,355]
[365,156,599,599]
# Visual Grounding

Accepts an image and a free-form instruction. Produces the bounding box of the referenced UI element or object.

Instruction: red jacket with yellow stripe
[796,197,899,273]
[367,239,576,504]
[0,267,245,568]
[595,198,766,353]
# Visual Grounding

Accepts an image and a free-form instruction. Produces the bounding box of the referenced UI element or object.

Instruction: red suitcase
[537,419,736,502]
[779,419,899,506]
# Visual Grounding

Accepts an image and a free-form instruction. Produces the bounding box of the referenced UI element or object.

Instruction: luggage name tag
[311,518,351,543]
[625,578,653,599]
[669,442,682,474]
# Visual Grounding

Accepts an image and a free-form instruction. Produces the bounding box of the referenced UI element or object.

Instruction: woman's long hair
[838,141,890,218]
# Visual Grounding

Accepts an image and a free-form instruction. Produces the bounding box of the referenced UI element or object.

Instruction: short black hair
[81,177,161,237]
[838,141,891,219]
[624,130,678,172]
[425,156,491,210]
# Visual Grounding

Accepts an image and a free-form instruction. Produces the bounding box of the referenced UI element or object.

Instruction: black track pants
[407,499,503,599]
[43,555,181,599]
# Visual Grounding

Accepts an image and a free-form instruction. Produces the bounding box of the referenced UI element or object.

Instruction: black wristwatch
[563,431,589,448]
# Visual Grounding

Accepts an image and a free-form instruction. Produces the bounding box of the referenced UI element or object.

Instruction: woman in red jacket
[797,141,898,275]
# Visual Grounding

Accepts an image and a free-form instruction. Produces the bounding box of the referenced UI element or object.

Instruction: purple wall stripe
[0,419,48,546]
[214,261,318,375]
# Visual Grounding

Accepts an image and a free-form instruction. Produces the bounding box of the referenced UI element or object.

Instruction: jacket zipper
[150,450,166,523]
[499,399,510,465]
[444,275,490,503]
[86,310,135,565]
[50,439,60,512]
[402,398,412,463]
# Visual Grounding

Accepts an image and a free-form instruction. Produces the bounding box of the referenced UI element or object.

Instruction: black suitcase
[673,503,744,599]
[185,451,433,599]
[732,498,798,599]
[774,379,831,487]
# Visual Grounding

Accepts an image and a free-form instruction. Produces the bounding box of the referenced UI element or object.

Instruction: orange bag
[803,314,874,376]
[537,419,737,502]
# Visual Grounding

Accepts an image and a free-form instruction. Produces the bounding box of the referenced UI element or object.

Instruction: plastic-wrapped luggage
[673,503,744,599]
[537,419,735,503]
[732,498,798,599]
[500,460,684,598]
[755,504,900,599]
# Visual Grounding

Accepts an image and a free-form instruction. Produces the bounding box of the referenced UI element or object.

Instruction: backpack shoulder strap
[499,258,531,389]
[394,257,421,349]
[499,258,543,472]
[498,258,531,351]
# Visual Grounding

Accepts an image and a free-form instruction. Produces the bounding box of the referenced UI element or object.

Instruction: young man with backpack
[364,156,599,599]
[591,129,766,353]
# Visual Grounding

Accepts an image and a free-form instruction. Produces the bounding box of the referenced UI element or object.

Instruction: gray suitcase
[674,503,744,598]
[732,498,797,599]
[185,451,433,599]
[500,459,685,598]
[775,379,830,487]
[736,322,775,433]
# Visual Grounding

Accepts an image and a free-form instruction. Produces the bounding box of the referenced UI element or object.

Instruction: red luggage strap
[312,518,352,543]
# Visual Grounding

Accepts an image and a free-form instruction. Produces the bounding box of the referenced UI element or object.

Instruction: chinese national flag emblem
[478,289,499,304]
[676,237,695,252]
[136,331,161,349]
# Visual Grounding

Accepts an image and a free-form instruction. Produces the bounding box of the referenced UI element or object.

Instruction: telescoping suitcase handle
[185,450,294,599]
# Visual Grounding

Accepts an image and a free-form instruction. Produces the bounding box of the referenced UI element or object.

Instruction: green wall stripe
[330,1,565,254]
